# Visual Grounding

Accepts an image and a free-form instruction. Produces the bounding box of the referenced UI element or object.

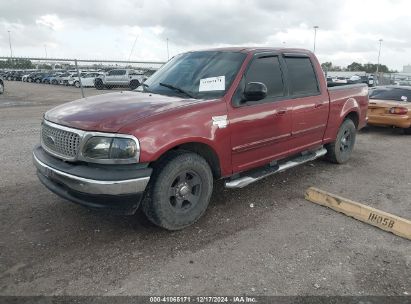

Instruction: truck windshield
[141,51,246,99]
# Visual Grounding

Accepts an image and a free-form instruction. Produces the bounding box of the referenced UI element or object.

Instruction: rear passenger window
[285,57,319,96]
[246,56,284,98]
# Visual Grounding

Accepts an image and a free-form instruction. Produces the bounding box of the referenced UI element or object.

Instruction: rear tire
[74,81,80,88]
[326,119,356,164]
[142,152,213,230]
[129,80,140,90]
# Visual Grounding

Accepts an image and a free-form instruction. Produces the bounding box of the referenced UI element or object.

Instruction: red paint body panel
[44,48,368,178]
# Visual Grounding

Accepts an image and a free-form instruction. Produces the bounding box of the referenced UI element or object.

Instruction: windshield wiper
[159,82,195,99]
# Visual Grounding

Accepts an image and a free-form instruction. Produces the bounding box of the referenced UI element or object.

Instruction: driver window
[245,56,285,98]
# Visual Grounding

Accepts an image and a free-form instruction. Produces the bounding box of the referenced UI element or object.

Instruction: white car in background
[59,72,78,85]
[73,72,103,88]
[21,73,32,82]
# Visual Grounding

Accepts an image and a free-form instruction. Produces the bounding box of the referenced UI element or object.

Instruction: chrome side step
[225,147,327,189]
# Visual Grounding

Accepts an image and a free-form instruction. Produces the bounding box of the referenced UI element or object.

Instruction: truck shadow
[360,125,407,136]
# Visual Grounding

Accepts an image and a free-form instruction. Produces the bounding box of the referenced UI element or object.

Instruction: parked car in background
[67,72,88,86]
[73,72,103,87]
[368,75,375,87]
[32,73,49,83]
[94,69,145,90]
[0,75,4,94]
[48,72,64,85]
[368,86,411,134]
[27,72,45,83]
[334,77,348,84]
[22,72,33,82]
[54,72,75,85]
[33,47,368,230]
[4,71,16,81]
[12,71,25,81]
[41,73,55,84]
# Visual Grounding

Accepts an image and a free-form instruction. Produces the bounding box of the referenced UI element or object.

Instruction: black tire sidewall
[334,119,356,163]
[95,79,104,90]
[129,80,139,90]
[145,153,213,230]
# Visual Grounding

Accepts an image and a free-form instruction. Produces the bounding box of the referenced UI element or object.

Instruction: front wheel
[74,81,80,88]
[129,80,140,90]
[94,79,104,90]
[142,152,214,230]
[325,119,356,164]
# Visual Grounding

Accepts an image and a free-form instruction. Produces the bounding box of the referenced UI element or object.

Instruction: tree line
[321,61,396,73]
[0,59,35,69]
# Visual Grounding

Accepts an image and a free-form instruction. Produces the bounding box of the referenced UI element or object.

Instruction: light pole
[376,39,383,85]
[128,35,138,62]
[313,26,319,53]
[376,39,383,74]
[44,44,48,58]
[166,38,170,60]
[8,30,13,58]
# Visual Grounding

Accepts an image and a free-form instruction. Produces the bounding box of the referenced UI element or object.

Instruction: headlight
[82,136,139,161]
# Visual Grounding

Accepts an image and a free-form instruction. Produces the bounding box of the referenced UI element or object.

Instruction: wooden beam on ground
[305,187,411,241]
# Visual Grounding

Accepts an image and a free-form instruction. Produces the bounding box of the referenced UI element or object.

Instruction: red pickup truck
[33,47,368,230]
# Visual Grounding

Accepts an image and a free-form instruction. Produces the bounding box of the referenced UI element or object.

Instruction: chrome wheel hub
[176,182,190,197]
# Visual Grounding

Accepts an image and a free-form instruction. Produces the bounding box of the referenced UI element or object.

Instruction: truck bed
[323,84,369,142]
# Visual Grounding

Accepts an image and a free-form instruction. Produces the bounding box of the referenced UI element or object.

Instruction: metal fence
[0,56,165,99]
[379,72,411,86]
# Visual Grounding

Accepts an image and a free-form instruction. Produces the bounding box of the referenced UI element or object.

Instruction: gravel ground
[0,81,410,296]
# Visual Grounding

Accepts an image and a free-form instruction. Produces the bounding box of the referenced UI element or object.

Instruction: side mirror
[244,82,267,101]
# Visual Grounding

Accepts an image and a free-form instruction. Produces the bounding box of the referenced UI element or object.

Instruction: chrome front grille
[41,122,81,159]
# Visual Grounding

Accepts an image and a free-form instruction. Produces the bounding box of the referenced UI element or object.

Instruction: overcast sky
[0,0,410,70]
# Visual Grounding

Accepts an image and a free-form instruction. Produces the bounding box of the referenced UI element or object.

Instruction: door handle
[276,109,287,115]
[314,103,323,109]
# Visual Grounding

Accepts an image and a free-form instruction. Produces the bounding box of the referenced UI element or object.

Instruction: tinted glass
[245,56,284,98]
[285,57,319,96]
[369,87,411,101]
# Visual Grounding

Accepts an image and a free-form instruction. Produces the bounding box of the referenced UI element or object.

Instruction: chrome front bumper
[33,151,150,196]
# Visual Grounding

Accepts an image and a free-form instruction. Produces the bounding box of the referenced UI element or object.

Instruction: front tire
[142,152,214,230]
[74,81,80,88]
[94,79,104,90]
[326,119,356,164]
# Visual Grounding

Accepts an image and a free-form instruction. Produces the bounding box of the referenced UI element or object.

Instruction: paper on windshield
[199,76,225,92]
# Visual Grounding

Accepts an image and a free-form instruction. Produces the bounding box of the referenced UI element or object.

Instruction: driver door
[228,54,293,173]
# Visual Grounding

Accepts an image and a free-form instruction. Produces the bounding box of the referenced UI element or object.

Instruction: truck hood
[45,91,200,132]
